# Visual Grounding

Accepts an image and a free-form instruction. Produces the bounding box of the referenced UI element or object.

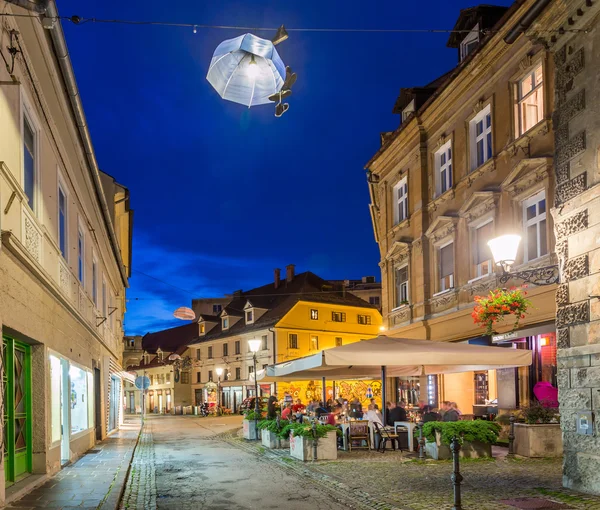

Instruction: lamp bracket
[499,264,559,286]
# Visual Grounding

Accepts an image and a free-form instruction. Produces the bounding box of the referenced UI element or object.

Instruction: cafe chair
[348,420,370,451]
[373,422,399,453]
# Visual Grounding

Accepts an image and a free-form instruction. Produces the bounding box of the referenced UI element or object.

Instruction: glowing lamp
[215,367,224,378]
[487,235,521,270]
[248,339,262,353]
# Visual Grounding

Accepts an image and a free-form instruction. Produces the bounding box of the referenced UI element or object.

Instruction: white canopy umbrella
[252,335,531,383]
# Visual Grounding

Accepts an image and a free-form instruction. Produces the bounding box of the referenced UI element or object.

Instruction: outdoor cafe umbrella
[206,33,286,107]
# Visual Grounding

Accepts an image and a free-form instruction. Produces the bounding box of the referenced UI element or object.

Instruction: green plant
[243,410,262,421]
[520,401,560,424]
[258,418,289,433]
[422,421,501,445]
[471,287,531,334]
[278,422,341,439]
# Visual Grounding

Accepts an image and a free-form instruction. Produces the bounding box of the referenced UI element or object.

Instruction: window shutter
[440,244,454,278]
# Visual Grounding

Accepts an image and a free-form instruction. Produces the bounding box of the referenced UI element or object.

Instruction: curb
[98,419,144,510]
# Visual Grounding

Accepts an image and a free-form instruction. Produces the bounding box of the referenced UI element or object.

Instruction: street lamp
[215,367,224,416]
[248,338,262,440]
[487,234,559,285]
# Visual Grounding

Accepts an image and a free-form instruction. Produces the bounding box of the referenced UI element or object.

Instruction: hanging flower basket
[471,287,531,335]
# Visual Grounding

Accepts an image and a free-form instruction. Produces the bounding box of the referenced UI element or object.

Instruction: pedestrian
[267,394,278,419]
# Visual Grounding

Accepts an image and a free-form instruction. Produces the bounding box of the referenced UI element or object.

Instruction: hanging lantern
[206,33,286,108]
[173,306,195,321]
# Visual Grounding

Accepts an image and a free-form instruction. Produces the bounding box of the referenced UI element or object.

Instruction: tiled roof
[141,322,198,354]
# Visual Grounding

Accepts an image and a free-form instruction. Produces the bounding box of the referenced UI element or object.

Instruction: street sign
[135,376,151,390]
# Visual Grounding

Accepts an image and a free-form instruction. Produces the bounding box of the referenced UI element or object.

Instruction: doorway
[108,376,120,432]
[94,368,101,441]
[3,336,32,485]
[129,392,135,413]
[60,358,70,465]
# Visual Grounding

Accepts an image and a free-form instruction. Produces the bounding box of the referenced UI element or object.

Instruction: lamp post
[248,339,262,440]
[215,367,223,416]
[487,234,559,286]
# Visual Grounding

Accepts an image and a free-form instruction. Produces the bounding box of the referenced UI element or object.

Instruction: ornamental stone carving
[468,277,498,298]
[557,327,570,349]
[24,216,41,263]
[563,254,589,282]
[59,263,70,294]
[430,291,458,314]
[391,306,411,325]
[556,173,586,205]
[556,131,586,166]
[554,45,567,66]
[556,47,584,92]
[556,301,589,328]
[553,90,585,128]
[556,163,569,184]
[556,210,588,239]
[412,239,423,255]
[78,287,86,316]
[555,124,569,149]
[556,240,568,267]
[557,284,569,307]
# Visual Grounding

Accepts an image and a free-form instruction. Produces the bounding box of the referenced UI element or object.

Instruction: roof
[193,271,377,344]
[141,322,198,354]
[447,5,509,47]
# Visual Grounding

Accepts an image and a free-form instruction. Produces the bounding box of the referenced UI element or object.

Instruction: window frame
[310,309,318,320]
[393,176,409,225]
[21,94,40,215]
[469,104,493,171]
[246,309,253,324]
[434,141,453,197]
[208,346,213,359]
[77,221,85,284]
[393,264,409,309]
[357,314,372,325]
[460,24,479,61]
[223,343,228,357]
[57,179,68,260]
[91,253,98,307]
[437,241,455,294]
[208,370,213,382]
[514,62,545,138]
[288,333,298,349]
[261,335,268,350]
[101,277,107,321]
[196,348,201,361]
[235,367,241,380]
[522,190,548,262]
[235,340,241,355]
[472,219,494,280]
[331,311,346,323]
[335,337,343,347]
[222,317,229,330]
[369,296,380,306]
[310,335,319,350]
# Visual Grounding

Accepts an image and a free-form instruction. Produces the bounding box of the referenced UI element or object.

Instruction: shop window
[515,63,544,136]
[50,355,61,443]
[523,190,547,262]
[70,365,89,434]
[474,371,489,405]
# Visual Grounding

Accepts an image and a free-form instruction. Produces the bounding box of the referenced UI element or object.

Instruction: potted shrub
[472,287,531,335]
[513,402,562,457]
[280,422,340,461]
[258,418,290,449]
[242,410,262,440]
[422,421,501,460]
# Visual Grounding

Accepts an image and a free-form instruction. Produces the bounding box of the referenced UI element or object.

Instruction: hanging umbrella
[206,33,286,107]
[173,307,195,321]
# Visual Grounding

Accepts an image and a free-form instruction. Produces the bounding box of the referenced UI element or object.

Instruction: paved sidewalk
[7,417,141,510]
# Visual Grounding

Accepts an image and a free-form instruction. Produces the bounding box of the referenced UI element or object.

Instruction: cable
[0,12,587,35]
[130,268,196,295]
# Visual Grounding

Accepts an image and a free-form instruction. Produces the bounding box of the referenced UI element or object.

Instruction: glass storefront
[70,366,88,434]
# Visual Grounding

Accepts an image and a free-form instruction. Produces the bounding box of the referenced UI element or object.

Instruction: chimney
[274,268,281,289]
[233,289,242,298]
[286,264,295,283]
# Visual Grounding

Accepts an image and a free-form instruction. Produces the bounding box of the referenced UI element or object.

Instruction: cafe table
[394,421,416,452]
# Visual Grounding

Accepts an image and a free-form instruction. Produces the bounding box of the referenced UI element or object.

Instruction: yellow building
[188,265,382,412]
[365,2,557,416]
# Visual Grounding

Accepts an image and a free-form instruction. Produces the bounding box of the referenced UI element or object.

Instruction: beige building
[366,3,557,415]
[0,0,132,500]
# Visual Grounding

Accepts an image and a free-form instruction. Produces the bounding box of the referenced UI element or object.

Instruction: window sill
[466,157,496,183]
[467,273,492,284]
[508,119,551,153]
[389,218,410,236]
[429,188,455,210]
[433,288,454,297]
[70,427,93,442]
[391,304,409,312]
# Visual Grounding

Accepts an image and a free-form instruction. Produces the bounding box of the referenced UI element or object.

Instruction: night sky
[57,0,512,335]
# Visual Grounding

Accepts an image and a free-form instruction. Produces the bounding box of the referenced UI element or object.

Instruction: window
[439,243,455,292]
[223,343,228,356]
[77,227,85,283]
[196,348,201,360]
[289,334,298,349]
[262,364,268,370]
[369,296,380,306]
[92,258,98,306]
[235,341,241,355]
[23,114,36,211]
[69,365,89,434]
[310,336,319,350]
[233,367,240,380]
[166,373,171,383]
[310,309,318,320]
[49,356,61,443]
[470,105,492,171]
[208,346,213,359]
[181,372,190,384]
[246,310,253,322]
[523,190,547,262]
[393,177,408,224]
[331,311,346,322]
[208,370,213,382]
[222,317,229,329]
[261,335,268,350]
[473,221,493,278]
[401,99,415,122]
[102,279,107,320]
[200,323,205,334]
[248,365,254,374]
[394,265,409,308]
[515,63,544,136]
[196,372,201,383]
[357,314,372,325]
[58,185,67,259]
[460,24,479,61]
[335,337,343,347]
[149,375,154,385]
[435,142,453,196]
[213,304,222,314]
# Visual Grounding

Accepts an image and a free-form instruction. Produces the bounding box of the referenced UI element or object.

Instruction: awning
[491,322,555,343]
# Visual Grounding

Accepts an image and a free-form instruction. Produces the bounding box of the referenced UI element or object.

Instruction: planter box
[289,431,337,461]
[243,419,260,440]
[261,429,290,449]
[425,439,492,460]
[514,423,562,458]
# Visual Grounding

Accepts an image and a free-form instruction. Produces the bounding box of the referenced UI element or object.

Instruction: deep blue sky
[58,0,512,335]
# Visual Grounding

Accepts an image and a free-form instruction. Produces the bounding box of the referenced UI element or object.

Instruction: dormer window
[157,348,163,362]
[460,24,479,61]
[246,310,254,324]
[222,317,229,330]
[199,323,205,335]
[401,99,415,122]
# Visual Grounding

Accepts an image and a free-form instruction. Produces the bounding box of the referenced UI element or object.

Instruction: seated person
[291,399,305,413]
[441,401,459,422]
[421,405,442,422]
[364,403,384,427]
[349,398,363,419]
[281,403,292,420]
[315,402,329,418]
[386,401,407,426]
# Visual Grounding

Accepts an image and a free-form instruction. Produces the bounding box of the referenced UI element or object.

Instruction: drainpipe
[45,1,129,287]
[504,0,553,44]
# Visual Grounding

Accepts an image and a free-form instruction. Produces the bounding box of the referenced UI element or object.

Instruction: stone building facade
[365,1,558,413]
[0,0,132,501]
[524,0,600,494]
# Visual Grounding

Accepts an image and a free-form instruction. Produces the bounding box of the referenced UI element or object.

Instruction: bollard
[450,436,463,510]
[312,419,318,463]
[417,420,425,459]
[508,415,515,456]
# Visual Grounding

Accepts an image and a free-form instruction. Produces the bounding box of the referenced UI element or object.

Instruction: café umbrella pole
[322,376,327,406]
[381,366,387,426]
